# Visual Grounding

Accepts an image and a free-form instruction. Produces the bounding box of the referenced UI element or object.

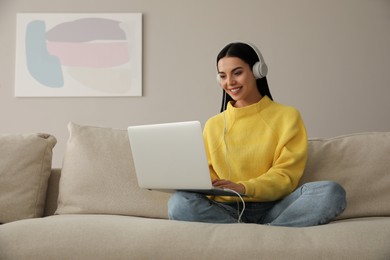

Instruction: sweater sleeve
[238,109,308,201]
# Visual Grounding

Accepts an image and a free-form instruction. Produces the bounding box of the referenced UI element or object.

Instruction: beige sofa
[1,122,390,259]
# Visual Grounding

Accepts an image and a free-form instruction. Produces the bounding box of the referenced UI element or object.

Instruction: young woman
[168,42,346,226]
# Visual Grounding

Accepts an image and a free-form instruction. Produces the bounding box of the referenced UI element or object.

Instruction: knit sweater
[203,96,308,203]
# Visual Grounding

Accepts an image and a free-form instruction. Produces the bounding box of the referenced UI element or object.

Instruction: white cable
[223,188,246,223]
[223,112,232,181]
[223,112,245,223]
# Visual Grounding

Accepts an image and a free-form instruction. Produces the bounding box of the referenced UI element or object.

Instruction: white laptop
[127,121,241,196]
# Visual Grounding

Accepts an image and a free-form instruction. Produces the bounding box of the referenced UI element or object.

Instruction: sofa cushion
[0,133,57,224]
[300,132,390,220]
[56,122,170,219]
[0,214,389,259]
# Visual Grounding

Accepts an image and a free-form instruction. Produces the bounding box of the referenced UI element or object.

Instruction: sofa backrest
[44,169,61,217]
[300,132,390,220]
[44,128,390,221]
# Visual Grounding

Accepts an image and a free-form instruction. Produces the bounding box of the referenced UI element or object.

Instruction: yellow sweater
[203,96,308,202]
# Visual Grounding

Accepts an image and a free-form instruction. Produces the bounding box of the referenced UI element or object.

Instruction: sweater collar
[226,95,272,120]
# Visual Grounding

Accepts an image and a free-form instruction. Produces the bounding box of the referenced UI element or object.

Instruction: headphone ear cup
[242,42,268,79]
[252,61,268,79]
[216,74,221,83]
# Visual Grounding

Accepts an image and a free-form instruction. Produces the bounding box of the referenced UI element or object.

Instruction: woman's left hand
[212,179,246,194]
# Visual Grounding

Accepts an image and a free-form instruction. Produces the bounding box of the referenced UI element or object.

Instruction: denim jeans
[167,181,347,227]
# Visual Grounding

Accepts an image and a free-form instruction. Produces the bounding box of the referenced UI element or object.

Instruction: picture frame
[15,13,142,97]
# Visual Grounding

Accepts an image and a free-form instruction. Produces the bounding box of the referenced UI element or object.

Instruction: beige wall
[1,0,390,167]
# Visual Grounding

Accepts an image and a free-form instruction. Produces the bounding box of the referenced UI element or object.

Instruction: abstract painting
[15,13,142,97]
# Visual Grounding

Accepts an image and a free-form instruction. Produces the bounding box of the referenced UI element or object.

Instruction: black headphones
[217,42,268,83]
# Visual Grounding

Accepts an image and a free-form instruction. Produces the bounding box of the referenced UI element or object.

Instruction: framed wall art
[15,13,142,97]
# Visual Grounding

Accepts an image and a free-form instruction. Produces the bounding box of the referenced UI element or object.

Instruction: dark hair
[217,42,273,112]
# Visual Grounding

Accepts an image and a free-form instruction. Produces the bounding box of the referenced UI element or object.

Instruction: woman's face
[217,57,262,108]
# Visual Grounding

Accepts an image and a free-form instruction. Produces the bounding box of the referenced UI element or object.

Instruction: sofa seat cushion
[0,133,56,224]
[0,214,389,259]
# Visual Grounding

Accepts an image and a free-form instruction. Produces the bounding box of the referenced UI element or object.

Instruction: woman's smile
[229,87,242,95]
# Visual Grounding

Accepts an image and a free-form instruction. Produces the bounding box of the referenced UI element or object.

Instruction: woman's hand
[212,179,246,194]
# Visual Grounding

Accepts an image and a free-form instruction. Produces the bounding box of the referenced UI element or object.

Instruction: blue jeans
[167,181,346,227]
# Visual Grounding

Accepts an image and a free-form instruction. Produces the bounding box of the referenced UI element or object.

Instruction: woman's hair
[217,42,273,112]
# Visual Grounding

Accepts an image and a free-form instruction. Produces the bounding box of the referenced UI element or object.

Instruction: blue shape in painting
[26,20,63,88]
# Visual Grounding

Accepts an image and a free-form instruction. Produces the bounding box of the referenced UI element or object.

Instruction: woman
[168,42,346,226]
